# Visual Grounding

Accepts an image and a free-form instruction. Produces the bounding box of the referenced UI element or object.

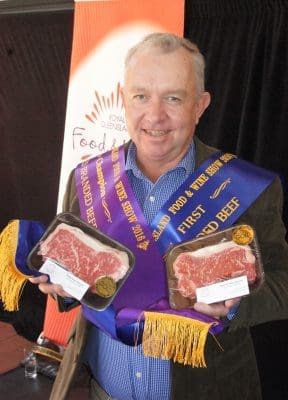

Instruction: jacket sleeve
[62,168,80,215]
[229,176,288,330]
[55,168,81,312]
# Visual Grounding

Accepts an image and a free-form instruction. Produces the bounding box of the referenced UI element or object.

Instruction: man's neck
[136,157,182,183]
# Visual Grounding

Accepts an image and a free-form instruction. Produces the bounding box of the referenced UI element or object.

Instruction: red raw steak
[173,241,257,299]
[39,223,130,286]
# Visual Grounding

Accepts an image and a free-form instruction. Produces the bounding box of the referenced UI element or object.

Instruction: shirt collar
[125,140,195,179]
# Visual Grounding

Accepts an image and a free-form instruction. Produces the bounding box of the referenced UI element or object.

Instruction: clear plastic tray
[27,212,135,311]
[165,224,264,309]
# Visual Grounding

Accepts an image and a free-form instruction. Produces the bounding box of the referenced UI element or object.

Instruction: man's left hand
[193,297,241,319]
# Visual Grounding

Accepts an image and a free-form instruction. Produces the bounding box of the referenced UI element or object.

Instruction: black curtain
[184,1,288,399]
[0,7,74,231]
[0,6,74,340]
[184,0,288,233]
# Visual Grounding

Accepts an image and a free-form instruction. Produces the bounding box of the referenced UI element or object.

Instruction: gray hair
[124,32,206,97]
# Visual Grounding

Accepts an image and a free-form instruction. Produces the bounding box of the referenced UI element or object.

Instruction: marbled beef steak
[173,241,257,299]
[39,223,130,287]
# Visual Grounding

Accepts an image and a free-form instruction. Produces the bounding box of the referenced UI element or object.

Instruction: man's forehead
[124,53,195,87]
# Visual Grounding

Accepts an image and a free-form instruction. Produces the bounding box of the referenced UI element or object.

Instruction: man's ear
[195,91,211,124]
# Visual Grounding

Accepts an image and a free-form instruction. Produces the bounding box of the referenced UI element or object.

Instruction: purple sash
[76,145,276,342]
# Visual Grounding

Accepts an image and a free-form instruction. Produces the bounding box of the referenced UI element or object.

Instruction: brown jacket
[50,137,288,400]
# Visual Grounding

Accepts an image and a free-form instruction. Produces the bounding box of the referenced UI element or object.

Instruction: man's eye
[167,96,181,103]
[133,94,146,101]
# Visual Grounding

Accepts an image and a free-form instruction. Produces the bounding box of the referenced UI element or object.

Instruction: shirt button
[135,371,142,378]
[149,196,155,202]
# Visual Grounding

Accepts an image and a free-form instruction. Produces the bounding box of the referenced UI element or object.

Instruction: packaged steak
[27,212,135,310]
[165,224,264,309]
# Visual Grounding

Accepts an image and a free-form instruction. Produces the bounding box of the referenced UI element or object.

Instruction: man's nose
[146,99,166,123]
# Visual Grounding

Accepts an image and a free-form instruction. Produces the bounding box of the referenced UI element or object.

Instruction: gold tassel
[142,311,215,367]
[0,220,29,311]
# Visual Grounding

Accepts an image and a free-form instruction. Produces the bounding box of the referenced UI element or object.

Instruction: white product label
[196,275,250,304]
[39,258,89,301]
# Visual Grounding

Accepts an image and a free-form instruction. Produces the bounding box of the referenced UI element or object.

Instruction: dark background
[0,0,288,398]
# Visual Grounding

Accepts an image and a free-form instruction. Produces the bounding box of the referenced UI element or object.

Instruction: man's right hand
[29,275,72,298]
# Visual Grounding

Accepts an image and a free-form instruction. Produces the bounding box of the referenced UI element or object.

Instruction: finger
[28,275,49,284]
[38,282,72,298]
[224,297,241,308]
[58,288,73,298]
[193,301,226,318]
[38,282,62,295]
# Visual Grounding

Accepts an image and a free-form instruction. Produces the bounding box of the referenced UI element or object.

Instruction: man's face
[122,46,210,169]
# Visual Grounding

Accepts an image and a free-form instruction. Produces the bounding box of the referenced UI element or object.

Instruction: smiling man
[122,37,210,182]
[30,33,288,400]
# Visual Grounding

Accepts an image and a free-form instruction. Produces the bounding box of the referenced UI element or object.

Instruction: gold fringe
[142,311,214,367]
[0,220,29,311]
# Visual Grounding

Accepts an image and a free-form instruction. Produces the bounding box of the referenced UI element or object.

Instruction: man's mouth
[143,129,169,137]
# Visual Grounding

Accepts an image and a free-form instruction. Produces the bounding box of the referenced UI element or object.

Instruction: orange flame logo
[85,82,123,124]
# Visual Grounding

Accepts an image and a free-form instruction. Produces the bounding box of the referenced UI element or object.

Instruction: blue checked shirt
[84,142,195,400]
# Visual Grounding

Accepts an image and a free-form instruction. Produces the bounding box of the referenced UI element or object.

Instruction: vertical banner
[57,0,184,210]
